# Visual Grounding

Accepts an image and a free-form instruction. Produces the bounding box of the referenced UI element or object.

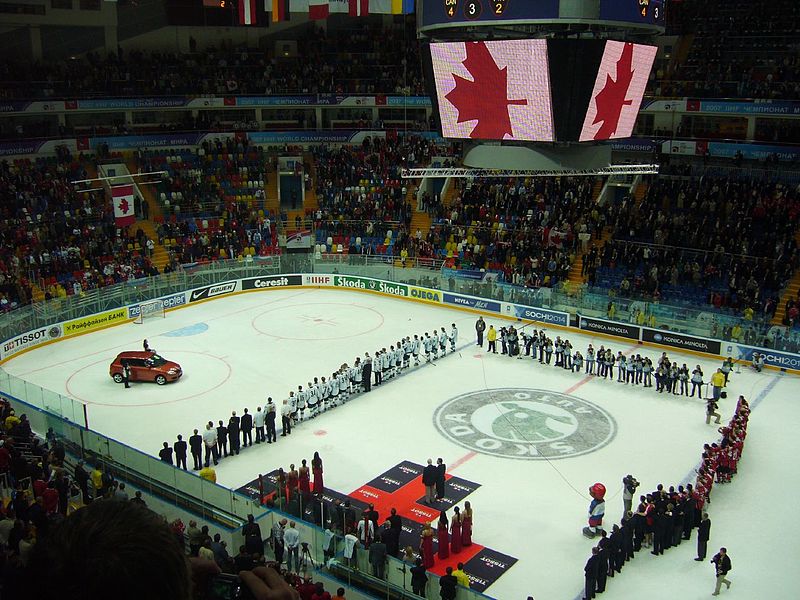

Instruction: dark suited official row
[582,395,750,600]
[154,324,460,470]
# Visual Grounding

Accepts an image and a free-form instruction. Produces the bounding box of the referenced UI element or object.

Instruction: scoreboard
[599,0,666,27]
[420,0,560,30]
[419,0,666,33]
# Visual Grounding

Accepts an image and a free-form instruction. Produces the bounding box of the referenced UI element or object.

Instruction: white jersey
[338,373,348,393]
[412,339,420,355]
[296,389,307,409]
[439,331,447,347]
[423,337,432,352]
[450,326,458,343]
[353,365,362,383]
[307,386,318,406]
[393,347,402,365]
[288,394,297,411]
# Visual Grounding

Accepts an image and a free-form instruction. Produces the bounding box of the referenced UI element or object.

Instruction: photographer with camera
[622,475,639,517]
[706,399,721,425]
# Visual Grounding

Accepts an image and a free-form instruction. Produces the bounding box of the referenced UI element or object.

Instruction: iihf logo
[433,388,616,460]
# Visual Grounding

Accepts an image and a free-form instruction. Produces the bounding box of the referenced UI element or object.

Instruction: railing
[0,254,795,600]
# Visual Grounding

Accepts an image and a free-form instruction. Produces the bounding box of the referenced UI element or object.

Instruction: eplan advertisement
[241,275,302,290]
[504,302,569,327]
[724,342,800,371]
[128,292,187,318]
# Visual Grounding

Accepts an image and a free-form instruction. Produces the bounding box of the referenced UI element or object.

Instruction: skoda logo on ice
[434,388,616,460]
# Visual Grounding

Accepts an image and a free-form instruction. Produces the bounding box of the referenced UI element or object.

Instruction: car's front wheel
[112,373,124,383]
[155,375,167,385]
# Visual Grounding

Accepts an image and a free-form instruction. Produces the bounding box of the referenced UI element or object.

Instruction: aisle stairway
[125,158,170,272]
[409,184,431,238]
[567,178,615,285]
[771,228,800,325]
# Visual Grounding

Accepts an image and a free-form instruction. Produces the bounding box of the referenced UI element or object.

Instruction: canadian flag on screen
[112,185,136,227]
[579,41,658,141]
[430,40,554,142]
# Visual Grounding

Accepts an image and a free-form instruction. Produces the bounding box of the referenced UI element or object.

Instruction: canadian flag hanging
[309,0,329,19]
[112,185,136,227]
[239,0,257,25]
[349,0,368,16]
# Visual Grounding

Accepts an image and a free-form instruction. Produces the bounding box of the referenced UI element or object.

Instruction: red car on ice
[109,351,182,385]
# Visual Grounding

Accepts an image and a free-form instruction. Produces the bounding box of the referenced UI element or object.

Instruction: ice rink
[5,287,799,599]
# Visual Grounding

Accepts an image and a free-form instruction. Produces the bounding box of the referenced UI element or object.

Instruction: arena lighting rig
[401,164,660,179]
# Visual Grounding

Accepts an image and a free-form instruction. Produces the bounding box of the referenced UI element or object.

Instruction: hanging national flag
[329,0,350,13]
[370,0,413,13]
[239,0,256,25]
[309,0,329,19]
[349,0,368,16]
[112,185,136,227]
[271,0,289,21]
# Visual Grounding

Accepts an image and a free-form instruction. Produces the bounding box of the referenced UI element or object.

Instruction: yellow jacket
[487,328,497,342]
[199,466,217,483]
[711,371,725,388]
[453,569,470,587]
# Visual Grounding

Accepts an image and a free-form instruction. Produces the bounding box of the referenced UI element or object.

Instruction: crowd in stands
[0,393,345,600]
[0,23,423,101]
[138,137,279,264]
[658,0,800,99]
[408,176,603,289]
[312,135,456,255]
[596,175,798,313]
[0,152,160,308]
[583,395,750,600]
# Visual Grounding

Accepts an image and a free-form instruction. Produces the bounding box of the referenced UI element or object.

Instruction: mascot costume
[582,482,606,538]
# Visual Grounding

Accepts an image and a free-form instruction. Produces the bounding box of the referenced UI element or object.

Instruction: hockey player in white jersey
[412,335,421,365]
[352,357,363,391]
[338,367,349,402]
[330,371,339,406]
[306,382,318,418]
[402,337,412,369]
[288,391,297,421]
[423,333,432,362]
[296,385,307,422]
[319,376,329,412]
[449,323,458,353]
[430,332,439,360]
[438,327,448,356]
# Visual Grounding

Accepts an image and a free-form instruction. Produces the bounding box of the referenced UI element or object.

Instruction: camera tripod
[299,542,315,571]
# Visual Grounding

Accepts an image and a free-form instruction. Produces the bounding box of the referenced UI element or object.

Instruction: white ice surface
[4,288,799,600]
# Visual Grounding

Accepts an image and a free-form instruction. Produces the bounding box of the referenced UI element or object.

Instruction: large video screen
[578,41,658,141]
[430,40,554,142]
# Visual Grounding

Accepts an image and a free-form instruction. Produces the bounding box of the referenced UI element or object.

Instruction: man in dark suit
[173,435,188,470]
[158,442,173,465]
[265,399,277,443]
[240,408,253,448]
[228,412,241,455]
[595,532,610,593]
[584,547,600,600]
[435,457,447,500]
[362,354,372,392]
[696,513,711,561]
[422,459,437,504]
[369,533,388,579]
[439,566,457,600]
[189,429,203,470]
[217,420,228,458]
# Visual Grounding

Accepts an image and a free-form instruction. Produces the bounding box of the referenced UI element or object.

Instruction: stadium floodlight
[401,164,659,179]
